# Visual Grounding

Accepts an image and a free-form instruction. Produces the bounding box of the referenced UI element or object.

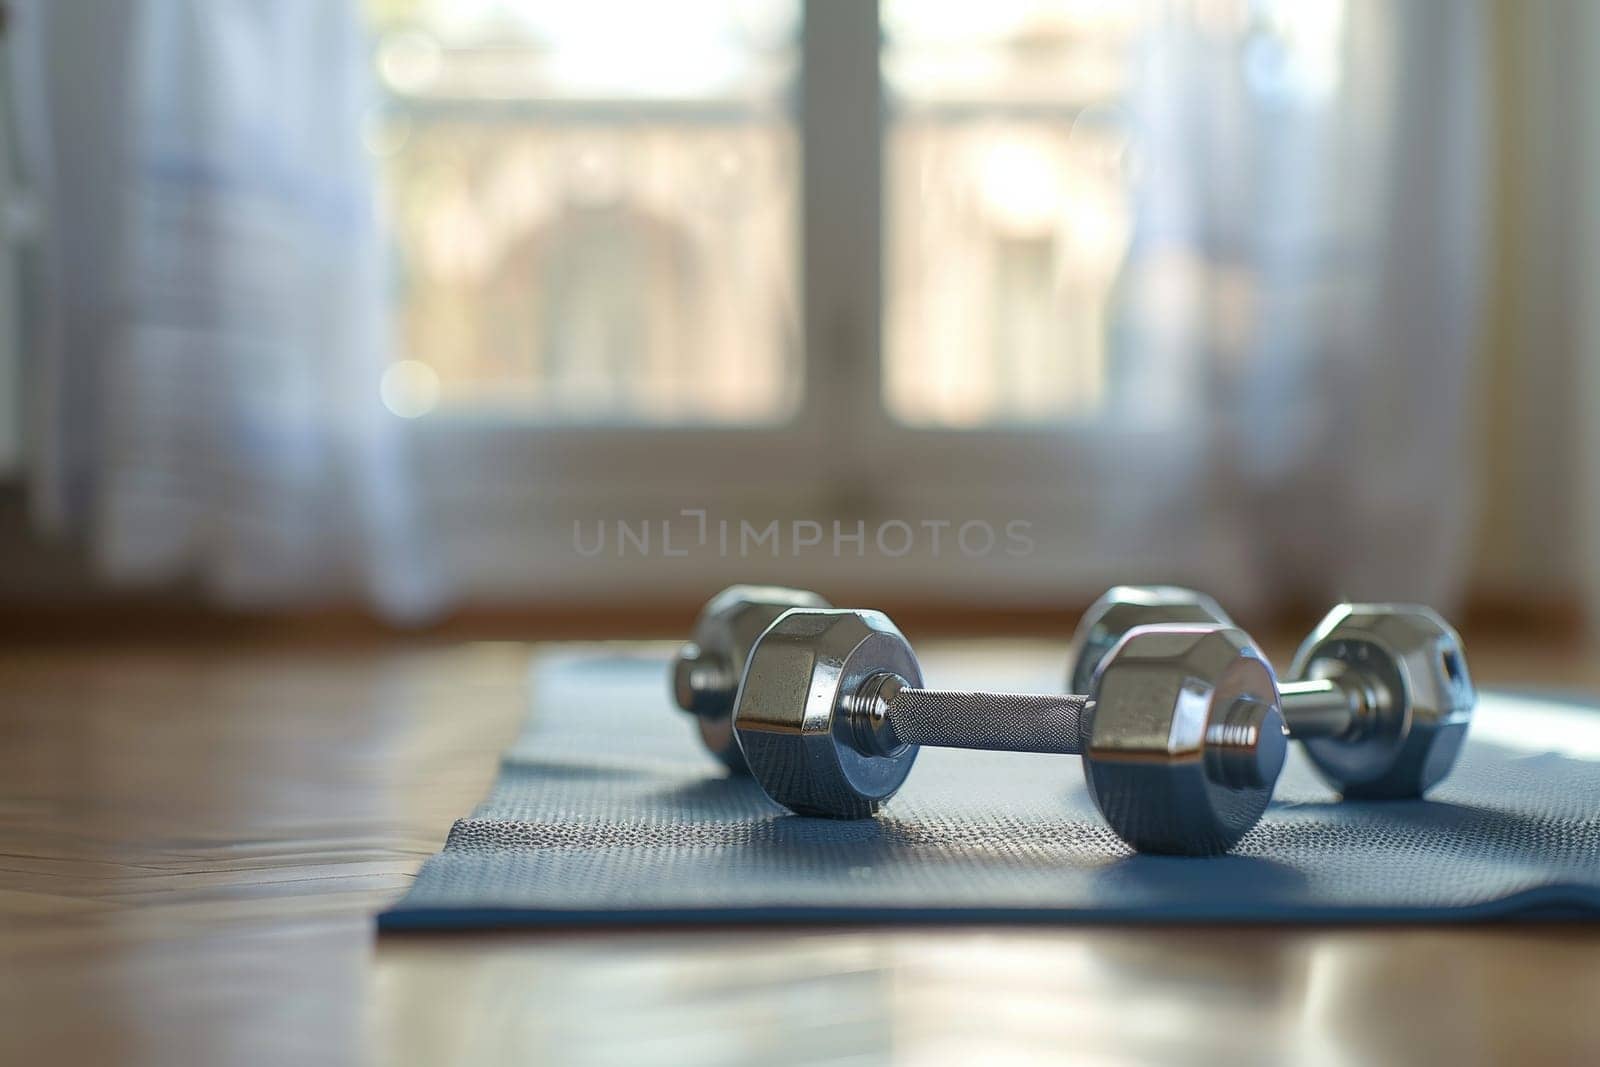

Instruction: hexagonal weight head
[1082,625,1286,855]
[1068,586,1233,696]
[672,585,831,773]
[734,609,923,819]
[1289,604,1475,798]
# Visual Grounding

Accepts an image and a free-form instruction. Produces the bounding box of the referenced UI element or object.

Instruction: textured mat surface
[380,648,1600,927]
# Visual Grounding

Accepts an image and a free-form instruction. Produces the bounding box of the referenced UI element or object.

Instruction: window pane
[367,1,800,423]
[882,1,1139,427]
[882,1,1351,429]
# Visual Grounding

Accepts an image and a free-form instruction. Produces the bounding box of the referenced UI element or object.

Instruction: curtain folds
[1099,0,1488,613]
[14,0,439,617]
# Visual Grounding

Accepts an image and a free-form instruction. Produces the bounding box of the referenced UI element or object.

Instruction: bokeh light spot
[381,360,442,418]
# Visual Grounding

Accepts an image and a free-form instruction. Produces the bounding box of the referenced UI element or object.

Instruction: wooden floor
[2,635,1598,1066]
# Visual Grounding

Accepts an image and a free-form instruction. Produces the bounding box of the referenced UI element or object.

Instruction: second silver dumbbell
[1068,586,1478,798]
[671,585,833,773]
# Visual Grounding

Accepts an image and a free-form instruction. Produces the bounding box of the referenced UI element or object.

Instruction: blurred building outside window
[366,0,801,425]
[881,0,1143,427]
[368,0,1348,432]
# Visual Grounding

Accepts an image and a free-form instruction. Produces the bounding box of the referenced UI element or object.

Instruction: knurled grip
[885,687,1088,755]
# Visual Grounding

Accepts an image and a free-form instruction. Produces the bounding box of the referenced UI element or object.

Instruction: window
[367,0,801,425]
[363,1,1348,600]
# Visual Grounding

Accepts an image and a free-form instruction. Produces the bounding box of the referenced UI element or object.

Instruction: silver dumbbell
[734,608,1289,855]
[671,585,832,773]
[1068,586,1477,798]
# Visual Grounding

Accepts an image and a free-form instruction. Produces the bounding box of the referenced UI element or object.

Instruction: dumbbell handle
[1279,676,1372,740]
[852,672,1284,791]
[674,645,739,718]
[850,674,1090,756]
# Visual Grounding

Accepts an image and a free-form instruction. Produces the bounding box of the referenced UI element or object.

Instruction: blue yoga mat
[380,647,1600,928]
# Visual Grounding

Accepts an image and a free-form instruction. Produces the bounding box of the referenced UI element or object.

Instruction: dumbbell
[734,607,1289,855]
[1068,586,1477,798]
[671,585,832,773]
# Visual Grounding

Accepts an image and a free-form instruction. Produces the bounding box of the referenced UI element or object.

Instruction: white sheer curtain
[1092,0,1487,615]
[1486,0,1600,633]
[13,0,437,616]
